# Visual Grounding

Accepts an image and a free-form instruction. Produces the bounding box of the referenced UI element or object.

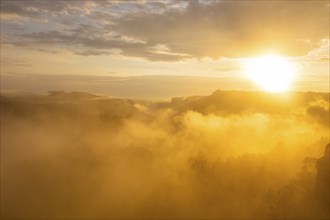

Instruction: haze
[0,1,329,219]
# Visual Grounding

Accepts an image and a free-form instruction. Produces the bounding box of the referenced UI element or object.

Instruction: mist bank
[1,90,329,219]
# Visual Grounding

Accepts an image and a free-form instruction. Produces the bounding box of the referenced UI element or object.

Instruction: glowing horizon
[0,1,329,98]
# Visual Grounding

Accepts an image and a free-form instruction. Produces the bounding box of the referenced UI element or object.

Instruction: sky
[0,0,329,98]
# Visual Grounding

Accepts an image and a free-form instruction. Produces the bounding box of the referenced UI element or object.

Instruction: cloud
[305,39,330,62]
[0,58,31,67]
[306,101,330,127]
[5,26,191,61]
[111,1,328,59]
[1,1,328,60]
[0,0,103,20]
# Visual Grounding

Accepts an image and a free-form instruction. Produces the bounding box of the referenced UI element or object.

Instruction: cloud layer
[1,1,329,60]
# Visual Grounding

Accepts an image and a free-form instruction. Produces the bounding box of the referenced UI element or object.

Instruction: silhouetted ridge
[169,90,329,115]
[47,91,103,102]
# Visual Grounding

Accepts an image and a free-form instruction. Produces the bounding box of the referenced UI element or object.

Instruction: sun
[243,55,296,92]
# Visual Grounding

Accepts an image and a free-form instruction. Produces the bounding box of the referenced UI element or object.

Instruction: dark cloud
[1,1,328,60]
[307,105,330,127]
[0,0,107,19]
[6,25,191,60]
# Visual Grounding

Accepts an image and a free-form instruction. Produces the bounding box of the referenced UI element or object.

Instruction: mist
[1,90,329,219]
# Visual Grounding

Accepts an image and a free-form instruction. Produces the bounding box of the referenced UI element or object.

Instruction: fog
[1,90,329,219]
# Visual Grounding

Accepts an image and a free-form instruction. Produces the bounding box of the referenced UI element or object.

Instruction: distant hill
[1,90,329,119]
[47,91,103,102]
[167,90,329,115]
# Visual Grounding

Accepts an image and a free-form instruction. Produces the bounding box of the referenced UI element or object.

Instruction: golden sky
[1,0,329,98]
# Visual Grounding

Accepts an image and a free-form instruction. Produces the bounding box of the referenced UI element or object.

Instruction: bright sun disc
[243,55,296,92]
